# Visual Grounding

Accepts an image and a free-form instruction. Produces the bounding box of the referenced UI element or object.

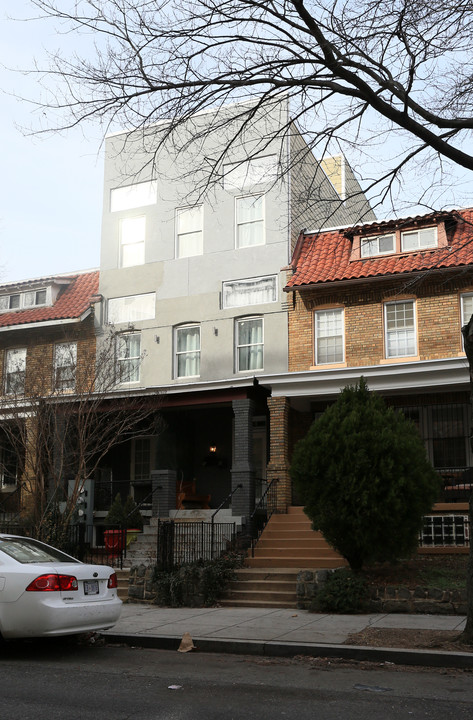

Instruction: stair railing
[249,478,279,557]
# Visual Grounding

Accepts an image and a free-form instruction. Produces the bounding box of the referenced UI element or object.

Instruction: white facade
[98,99,374,389]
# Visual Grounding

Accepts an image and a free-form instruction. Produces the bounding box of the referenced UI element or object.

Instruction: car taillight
[107,572,118,589]
[26,574,78,592]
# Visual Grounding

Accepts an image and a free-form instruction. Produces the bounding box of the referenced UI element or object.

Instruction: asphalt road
[1,637,473,720]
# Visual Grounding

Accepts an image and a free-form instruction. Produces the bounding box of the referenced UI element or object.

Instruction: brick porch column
[231,398,256,522]
[266,396,292,511]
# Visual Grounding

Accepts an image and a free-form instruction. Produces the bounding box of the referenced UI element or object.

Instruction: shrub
[313,568,367,613]
[291,378,441,570]
[153,552,244,607]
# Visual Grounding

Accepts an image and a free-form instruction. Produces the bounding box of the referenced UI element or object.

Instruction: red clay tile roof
[0,271,100,328]
[286,208,473,289]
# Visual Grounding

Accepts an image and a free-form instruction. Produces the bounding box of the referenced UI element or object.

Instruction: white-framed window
[236,317,264,371]
[314,309,344,364]
[360,234,395,258]
[119,216,146,268]
[222,276,277,309]
[385,300,417,358]
[401,226,437,252]
[54,342,77,392]
[116,333,141,383]
[461,293,473,328]
[4,348,26,395]
[108,293,156,325]
[223,155,278,190]
[0,288,49,312]
[175,325,201,378]
[110,181,157,212]
[176,206,203,258]
[236,195,264,248]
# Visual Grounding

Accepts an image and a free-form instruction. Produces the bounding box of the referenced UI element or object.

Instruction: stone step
[223,589,296,604]
[264,525,324,540]
[227,579,295,593]
[245,556,346,569]
[234,568,299,582]
[114,568,130,601]
[251,546,338,558]
[255,538,333,549]
[219,598,296,609]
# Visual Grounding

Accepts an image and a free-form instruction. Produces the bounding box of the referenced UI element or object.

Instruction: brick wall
[288,277,472,371]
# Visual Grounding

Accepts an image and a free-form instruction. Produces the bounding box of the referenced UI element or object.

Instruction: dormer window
[361,234,395,258]
[0,288,49,313]
[401,227,437,252]
[351,222,445,261]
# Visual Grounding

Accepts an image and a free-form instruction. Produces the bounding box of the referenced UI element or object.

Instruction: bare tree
[0,328,162,542]
[16,0,473,641]
[23,0,473,214]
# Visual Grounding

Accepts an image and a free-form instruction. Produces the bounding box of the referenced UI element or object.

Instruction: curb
[101,632,473,669]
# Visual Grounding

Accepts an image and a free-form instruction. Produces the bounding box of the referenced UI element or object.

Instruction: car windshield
[0,537,79,564]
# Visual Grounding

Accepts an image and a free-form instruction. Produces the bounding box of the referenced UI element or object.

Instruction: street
[0,638,473,719]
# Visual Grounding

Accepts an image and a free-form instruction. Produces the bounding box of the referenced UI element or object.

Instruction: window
[360,234,395,258]
[236,317,263,371]
[461,293,473,327]
[119,216,145,267]
[0,435,18,490]
[110,181,157,212]
[116,333,141,383]
[0,289,48,312]
[223,276,277,309]
[236,195,264,248]
[385,300,417,358]
[401,227,437,252]
[54,342,77,392]
[108,293,156,325]
[223,155,278,190]
[314,309,344,364]
[4,348,26,395]
[176,206,203,258]
[175,325,200,378]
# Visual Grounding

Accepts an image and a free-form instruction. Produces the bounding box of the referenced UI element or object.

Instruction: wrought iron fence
[156,520,237,571]
[0,522,127,568]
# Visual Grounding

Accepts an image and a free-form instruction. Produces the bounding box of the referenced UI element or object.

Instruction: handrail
[250,477,278,521]
[123,484,163,521]
[211,483,242,520]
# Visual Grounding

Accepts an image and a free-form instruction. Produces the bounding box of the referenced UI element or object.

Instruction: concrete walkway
[101,604,473,669]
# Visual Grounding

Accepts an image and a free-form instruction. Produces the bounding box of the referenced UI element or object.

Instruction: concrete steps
[115,568,130,601]
[220,507,346,608]
[245,506,347,570]
[220,568,299,608]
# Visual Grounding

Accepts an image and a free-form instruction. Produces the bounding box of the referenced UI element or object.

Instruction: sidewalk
[101,604,473,669]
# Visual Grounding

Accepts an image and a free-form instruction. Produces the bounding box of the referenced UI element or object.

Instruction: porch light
[209,445,217,453]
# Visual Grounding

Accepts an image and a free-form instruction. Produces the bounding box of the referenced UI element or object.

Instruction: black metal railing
[0,521,127,569]
[156,520,237,571]
[249,478,279,557]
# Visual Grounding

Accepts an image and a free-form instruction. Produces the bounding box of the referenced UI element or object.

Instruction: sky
[0,0,103,284]
[0,1,471,285]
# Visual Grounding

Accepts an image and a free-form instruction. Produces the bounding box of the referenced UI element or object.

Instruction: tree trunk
[460,319,473,644]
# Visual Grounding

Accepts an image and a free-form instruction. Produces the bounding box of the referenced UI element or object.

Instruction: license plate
[84,580,99,595]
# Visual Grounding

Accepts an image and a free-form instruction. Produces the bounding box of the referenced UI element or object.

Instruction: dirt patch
[345,627,472,653]
[361,554,468,590]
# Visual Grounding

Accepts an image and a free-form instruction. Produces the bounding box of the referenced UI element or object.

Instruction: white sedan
[0,534,122,640]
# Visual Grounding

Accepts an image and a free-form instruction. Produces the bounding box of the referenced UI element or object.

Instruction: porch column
[266,396,292,511]
[151,469,177,518]
[231,398,256,521]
